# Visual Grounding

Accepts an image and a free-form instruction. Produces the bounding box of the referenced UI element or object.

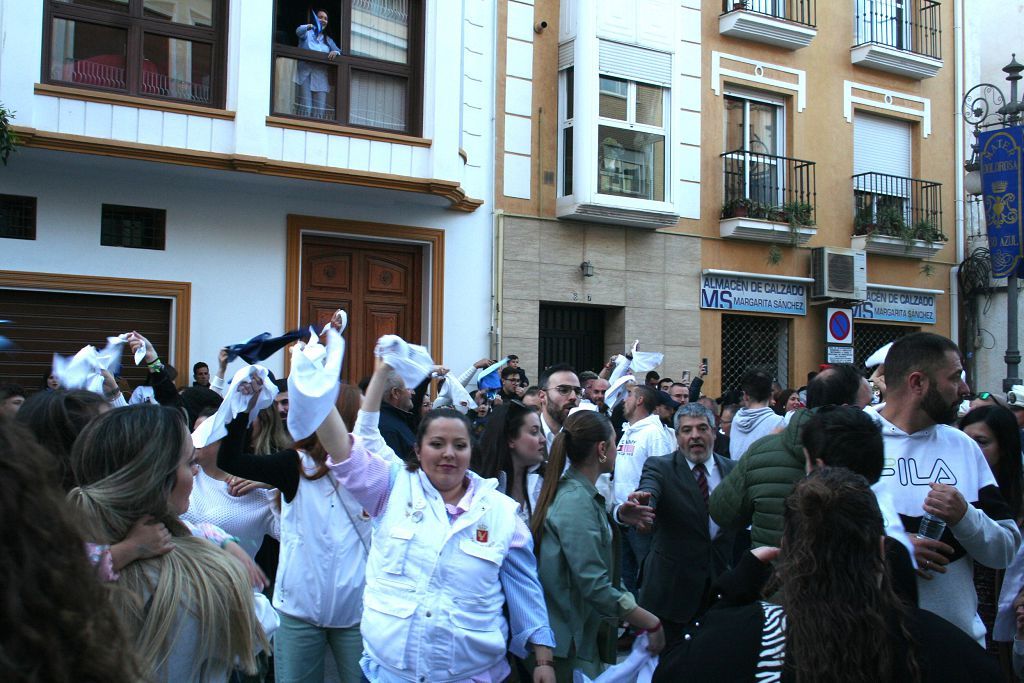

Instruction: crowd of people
[2,323,1024,682]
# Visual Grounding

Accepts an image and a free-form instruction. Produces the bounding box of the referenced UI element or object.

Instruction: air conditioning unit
[811,247,867,300]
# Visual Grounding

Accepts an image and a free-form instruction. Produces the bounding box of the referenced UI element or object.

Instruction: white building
[958,0,1024,394]
[0,0,496,388]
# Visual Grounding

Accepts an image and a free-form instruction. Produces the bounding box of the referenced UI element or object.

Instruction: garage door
[0,289,172,394]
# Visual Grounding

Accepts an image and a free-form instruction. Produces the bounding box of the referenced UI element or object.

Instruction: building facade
[0,0,497,388]
[495,0,959,395]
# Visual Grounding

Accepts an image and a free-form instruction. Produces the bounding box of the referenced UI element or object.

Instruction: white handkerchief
[573,633,657,683]
[606,352,632,391]
[192,364,278,448]
[605,374,635,410]
[319,309,349,336]
[436,373,473,414]
[108,333,147,365]
[374,335,433,388]
[865,342,892,368]
[287,327,345,441]
[478,357,509,379]
[52,344,117,395]
[629,340,663,373]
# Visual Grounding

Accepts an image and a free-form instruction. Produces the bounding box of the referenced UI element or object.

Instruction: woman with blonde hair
[68,404,272,682]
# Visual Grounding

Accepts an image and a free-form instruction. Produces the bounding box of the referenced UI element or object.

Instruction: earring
[598,454,607,464]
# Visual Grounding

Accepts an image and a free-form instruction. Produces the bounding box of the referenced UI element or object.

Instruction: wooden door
[301,236,422,385]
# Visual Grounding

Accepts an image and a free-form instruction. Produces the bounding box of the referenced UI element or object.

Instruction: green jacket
[708,409,812,548]
[537,467,637,668]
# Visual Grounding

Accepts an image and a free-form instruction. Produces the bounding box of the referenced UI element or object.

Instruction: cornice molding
[13,126,483,212]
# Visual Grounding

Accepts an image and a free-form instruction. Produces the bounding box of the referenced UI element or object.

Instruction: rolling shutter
[0,289,172,393]
[854,112,911,178]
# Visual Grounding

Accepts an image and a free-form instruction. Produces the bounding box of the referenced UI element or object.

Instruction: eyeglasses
[549,384,583,396]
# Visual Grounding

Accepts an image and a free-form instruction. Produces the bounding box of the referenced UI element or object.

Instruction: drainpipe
[492,209,505,359]
[951,0,965,351]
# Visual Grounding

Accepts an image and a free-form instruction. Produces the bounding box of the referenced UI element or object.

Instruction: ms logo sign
[880,457,958,486]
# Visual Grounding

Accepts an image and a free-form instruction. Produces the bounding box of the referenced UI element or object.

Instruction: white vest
[363,468,519,682]
[272,452,371,627]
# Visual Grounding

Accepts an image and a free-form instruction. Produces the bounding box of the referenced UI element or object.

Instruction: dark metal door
[538,304,606,377]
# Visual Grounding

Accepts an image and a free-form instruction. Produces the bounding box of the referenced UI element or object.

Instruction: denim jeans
[274,612,363,683]
[621,527,652,595]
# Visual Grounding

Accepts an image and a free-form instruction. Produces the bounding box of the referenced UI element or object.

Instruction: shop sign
[700,273,807,316]
[852,286,937,325]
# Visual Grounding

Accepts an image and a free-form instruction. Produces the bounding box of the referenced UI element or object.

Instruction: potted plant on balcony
[853,206,877,236]
[912,218,947,245]
[875,203,909,238]
[733,0,749,10]
[721,197,752,218]
[0,103,16,166]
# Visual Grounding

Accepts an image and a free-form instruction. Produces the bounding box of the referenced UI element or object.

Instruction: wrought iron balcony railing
[721,0,816,28]
[721,150,817,225]
[854,0,942,60]
[852,172,944,241]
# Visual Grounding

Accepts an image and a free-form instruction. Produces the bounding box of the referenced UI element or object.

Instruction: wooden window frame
[42,0,229,109]
[270,1,424,136]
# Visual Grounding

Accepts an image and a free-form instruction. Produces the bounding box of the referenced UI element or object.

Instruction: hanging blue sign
[978,125,1024,277]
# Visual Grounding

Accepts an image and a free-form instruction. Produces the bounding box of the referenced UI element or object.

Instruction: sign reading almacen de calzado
[700,273,807,316]
[852,286,938,325]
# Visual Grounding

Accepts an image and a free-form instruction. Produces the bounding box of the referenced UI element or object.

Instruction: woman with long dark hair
[317,361,557,683]
[532,410,664,681]
[959,404,1023,667]
[0,418,139,683]
[653,468,1000,682]
[474,401,546,521]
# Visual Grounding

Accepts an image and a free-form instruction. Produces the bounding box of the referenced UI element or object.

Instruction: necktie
[694,462,710,507]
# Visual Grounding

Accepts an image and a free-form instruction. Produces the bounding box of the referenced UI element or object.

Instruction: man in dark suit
[622,401,739,647]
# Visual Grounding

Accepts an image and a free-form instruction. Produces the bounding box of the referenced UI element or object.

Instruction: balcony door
[854,112,912,225]
[856,0,911,51]
[724,92,784,208]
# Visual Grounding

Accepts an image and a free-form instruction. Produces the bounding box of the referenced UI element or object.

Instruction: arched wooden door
[301,236,422,385]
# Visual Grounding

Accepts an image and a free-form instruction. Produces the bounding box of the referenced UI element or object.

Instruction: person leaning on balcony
[294,9,341,118]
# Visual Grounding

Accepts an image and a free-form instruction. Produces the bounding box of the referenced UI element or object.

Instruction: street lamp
[961,55,1024,393]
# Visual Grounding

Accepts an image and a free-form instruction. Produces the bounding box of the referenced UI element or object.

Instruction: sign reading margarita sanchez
[700,273,807,315]
[852,286,937,325]
[978,125,1024,278]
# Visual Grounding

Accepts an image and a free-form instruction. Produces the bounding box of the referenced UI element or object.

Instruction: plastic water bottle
[917,512,946,540]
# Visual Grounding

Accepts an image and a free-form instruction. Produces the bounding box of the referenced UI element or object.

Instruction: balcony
[720,150,817,245]
[851,172,945,258]
[719,0,817,50]
[851,0,943,79]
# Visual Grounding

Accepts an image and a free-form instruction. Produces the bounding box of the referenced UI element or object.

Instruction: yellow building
[494,0,957,396]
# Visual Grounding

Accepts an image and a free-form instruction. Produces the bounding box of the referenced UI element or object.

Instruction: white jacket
[363,468,519,682]
[272,451,371,627]
[613,413,676,504]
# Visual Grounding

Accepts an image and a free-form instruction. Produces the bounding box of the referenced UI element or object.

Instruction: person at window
[294,9,341,119]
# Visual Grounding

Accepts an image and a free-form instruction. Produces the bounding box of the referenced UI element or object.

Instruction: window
[597,76,667,201]
[101,204,166,250]
[721,314,789,393]
[44,0,226,107]
[0,195,37,240]
[853,112,913,229]
[271,1,423,134]
[558,66,573,196]
[723,92,784,207]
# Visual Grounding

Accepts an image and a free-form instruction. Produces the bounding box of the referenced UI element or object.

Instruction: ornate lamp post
[961,55,1023,393]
